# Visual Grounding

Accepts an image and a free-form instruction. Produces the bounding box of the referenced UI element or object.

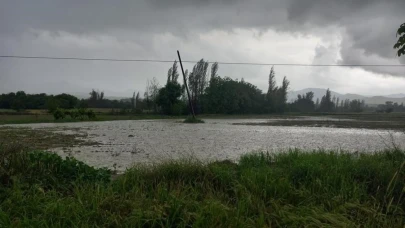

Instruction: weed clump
[0,144,110,191]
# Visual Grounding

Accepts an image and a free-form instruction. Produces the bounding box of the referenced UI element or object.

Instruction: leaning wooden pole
[177,50,196,119]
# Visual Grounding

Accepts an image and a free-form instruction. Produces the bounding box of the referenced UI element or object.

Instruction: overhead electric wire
[1,55,404,67]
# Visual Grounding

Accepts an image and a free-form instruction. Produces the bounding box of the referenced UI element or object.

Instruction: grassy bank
[0,114,184,125]
[1,146,404,227]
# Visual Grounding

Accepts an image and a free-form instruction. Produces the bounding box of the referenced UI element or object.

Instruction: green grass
[183,116,205,123]
[1,145,404,227]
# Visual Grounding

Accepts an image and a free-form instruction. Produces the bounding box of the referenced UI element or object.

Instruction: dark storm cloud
[0,0,404,77]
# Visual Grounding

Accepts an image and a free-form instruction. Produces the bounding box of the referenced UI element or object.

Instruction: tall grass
[1,145,404,227]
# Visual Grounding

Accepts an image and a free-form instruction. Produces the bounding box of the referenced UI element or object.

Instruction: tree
[276,76,290,112]
[188,59,209,114]
[210,62,218,80]
[157,82,183,115]
[135,92,140,110]
[204,76,264,114]
[167,60,180,83]
[318,89,335,112]
[394,23,405,56]
[131,92,136,109]
[54,93,78,109]
[46,98,60,113]
[144,77,160,113]
[290,91,315,112]
[266,66,277,112]
[11,91,27,111]
[267,67,276,95]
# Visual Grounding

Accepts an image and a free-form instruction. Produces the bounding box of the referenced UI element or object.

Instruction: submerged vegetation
[0,127,98,150]
[52,108,96,120]
[1,145,404,227]
[183,116,205,123]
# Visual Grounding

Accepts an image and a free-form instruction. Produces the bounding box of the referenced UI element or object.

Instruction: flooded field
[3,118,405,171]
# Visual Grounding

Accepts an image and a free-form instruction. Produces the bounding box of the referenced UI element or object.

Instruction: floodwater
[7,118,405,171]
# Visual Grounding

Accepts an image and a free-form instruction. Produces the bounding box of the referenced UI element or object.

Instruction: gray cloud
[0,0,404,95]
[2,0,403,58]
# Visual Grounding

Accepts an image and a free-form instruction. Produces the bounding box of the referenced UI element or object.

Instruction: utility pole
[177,50,196,119]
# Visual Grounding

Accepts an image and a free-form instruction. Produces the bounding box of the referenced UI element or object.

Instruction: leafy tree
[276,76,290,112]
[315,98,320,109]
[318,89,335,112]
[266,67,277,112]
[157,82,183,115]
[11,91,27,111]
[267,67,276,96]
[188,59,209,114]
[204,76,264,114]
[54,93,78,109]
[291,91,315,112]
[394,23,405,56]
[167,60,180,83]
[210,62,218,79]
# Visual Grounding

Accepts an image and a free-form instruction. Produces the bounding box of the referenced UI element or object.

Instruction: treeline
[154,61,369,115]
[290,89,367,113]
[0,90,134,112]
[1,60,403,115]
[0,92,78,111]
[154,61,290,115]
[376,101,405,113]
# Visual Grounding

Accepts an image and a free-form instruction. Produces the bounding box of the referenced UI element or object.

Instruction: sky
[0,0,404,97]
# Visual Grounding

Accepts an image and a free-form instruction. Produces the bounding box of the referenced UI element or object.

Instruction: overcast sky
[1,0,404,97]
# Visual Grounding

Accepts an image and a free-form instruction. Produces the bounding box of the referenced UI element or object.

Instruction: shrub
[87,110,96,119]
[0,145,110,190]
[68,109,80,119]
[52,108,65,120]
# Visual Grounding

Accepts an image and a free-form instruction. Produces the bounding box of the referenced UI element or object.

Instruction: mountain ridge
[288,88,405,105]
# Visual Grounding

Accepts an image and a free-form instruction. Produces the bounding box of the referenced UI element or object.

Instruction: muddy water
[8,119,405,171]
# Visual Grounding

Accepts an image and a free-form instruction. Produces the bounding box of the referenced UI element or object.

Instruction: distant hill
[385,93,405,98]
[288,88,405,105]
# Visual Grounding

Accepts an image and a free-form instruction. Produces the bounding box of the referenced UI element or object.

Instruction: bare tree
[131,92,136,109]
[144,77,160,113]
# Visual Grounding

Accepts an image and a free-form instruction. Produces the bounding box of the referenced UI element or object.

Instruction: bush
[52,108,65,120]
[0,145,110,190]
[52,108,96,121]
[87,110,96,119]
[68,109,80,119]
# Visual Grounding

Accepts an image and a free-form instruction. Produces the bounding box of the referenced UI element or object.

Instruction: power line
[1,55,404,67]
